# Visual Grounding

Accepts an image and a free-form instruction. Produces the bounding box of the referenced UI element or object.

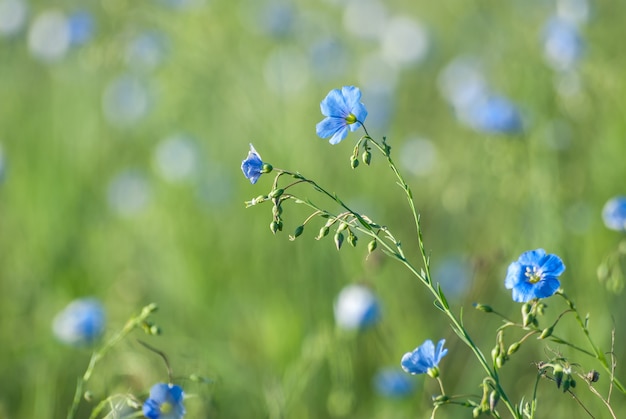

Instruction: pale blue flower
[52,298,105,346]
[373,367,415,397]
[143,383,185,419]
[602,196,626,231]
[316,86,367,145]
[401,339,448,376]
[334,284,380,330]
[505,249,565,303]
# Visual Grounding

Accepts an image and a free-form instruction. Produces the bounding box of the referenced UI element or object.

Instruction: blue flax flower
[143,383,185,419]
[52,298,105,346]
[602,196,626,232]
[241,144,269,184]
[401,339,448,377]
[316,86,368,145]
[373,367,415,398]
[505,249,565,303]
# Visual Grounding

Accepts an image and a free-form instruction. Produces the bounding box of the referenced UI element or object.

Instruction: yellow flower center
[161,402,173,414]
[525,266,543,284]
[345,113,357,124]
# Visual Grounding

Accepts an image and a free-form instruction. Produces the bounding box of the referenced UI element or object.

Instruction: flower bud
[473,407,481,418]
[293,225,304,238]
[269,188,284,199]
[362,150,372,165]
[539,326,553,339]
[586,370,600,383]
[489,391,499,411]
[316,226,330,240]
[334,232,344,250]
[473,303,493,313]
[491,345,500,362]
[348,232,358,247]
[272,205,282,218]
[270,220,282,234]
[367,240,377,253]
[553,364,564,388]
[496,355,506,369]
[350,155,359,169]
[507,342,520,355]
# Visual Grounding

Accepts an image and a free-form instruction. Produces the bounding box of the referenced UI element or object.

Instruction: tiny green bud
[367,240,377,253]
[150,325,161,335]
[433,394,449,403]
[270,220,281,234]
[507,342,521,355]
[84,390,94,402]
[496,355,506,369]
[539,326,553,339]
[491,346,501,362]
[350,156,359,169]
[362,150,371,165]
[269,188,284,199]
[316,226,330,240]
[348,232,358,247]
[586,370,600,383]
[261,163,273,174]
[142,303,158,316]
[472,407,481,418]
[522,302,532,317]
[489,391,499,411]
[293,225,304,238]
[272,205,282,218]
[334,232,344,250]
[473,303,493,313]
[553,365,564,388]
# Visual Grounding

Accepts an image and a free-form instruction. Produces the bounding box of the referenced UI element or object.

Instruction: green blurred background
[1,0,626,417]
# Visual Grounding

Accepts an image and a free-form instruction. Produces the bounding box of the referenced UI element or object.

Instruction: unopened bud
[293,225,304,238]
[362,150,371,165]
[507,342,521,355]
[348,232,358,247]
[367,240,377,253]
[269,188,284,199]
[142,303,158,316]
[539,326,553,339]
[270,220,282,234]
[496,355,506,369]
[473,303,493,313]
[317,226,330,240]
[586,370,600,383]
[350,155,359,169]
[489,391,499,411]
[334,232,344,250]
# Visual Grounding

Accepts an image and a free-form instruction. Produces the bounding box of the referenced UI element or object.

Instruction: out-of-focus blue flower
[241,144,267,184]
[52,298,105,346]
[143,383,185,419]
[0,0,28,37]
[334,284,380,331]
[373,367,415,397]
[505,249,565,303]
[401,339,448,377]
[67,10,93,46]
[107,169,151,216]
[542,17,583,72]
[602,196,626,232]
[316,86,368,145]
[465,95,523,135]
[28,10,70,63]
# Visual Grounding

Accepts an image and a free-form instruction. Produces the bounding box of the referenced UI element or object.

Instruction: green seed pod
[539,326,553,339]
[334,232,344,250]
[362,150,372,165]
[507,342,521,355]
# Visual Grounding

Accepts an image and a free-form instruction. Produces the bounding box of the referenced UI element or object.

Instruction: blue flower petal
[541,254,565,276]
[505,249,565,303]
[316,117,346,139]
[241,144,264,184]
[320,88,348,118]
[518,249,546,266]
[401,339,447,375]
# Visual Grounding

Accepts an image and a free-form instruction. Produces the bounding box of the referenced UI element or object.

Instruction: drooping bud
[334,232,344,250]
[269,188,284,199]
[553,364,564,388]
[350,155,359,169]
[292,225,304,238]
[489,391,499,411]
[362,149,372,165]
[367,240,377,253]
[348,231,358,247]
[586,370,600,383]
[270,220,282,234]
[316,226,330,240]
